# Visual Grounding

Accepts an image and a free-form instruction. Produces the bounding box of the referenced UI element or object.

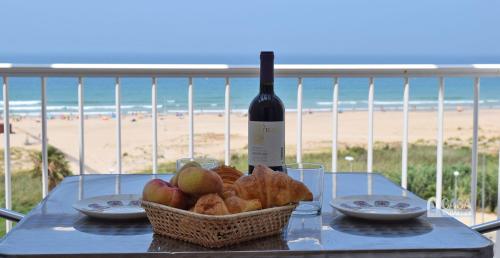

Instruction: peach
[142,178,188,209]
[170,174,179,187]
[170,161,201,186]
[178,167,223,196]
[168,187,189,209]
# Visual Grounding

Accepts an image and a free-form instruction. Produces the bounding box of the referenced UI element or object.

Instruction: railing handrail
[1,63,500,77]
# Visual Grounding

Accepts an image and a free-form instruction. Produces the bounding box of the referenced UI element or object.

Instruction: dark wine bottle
[248,51,285,174]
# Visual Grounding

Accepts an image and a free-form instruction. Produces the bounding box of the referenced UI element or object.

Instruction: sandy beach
[3,109,500,173]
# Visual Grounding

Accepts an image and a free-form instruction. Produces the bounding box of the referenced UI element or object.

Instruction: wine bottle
[248,51,285,174]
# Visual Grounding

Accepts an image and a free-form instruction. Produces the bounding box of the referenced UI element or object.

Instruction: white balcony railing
[1,63,500,231]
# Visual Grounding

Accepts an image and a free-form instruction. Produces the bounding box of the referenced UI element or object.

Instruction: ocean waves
[316,99,500,106]
[0,104,163,115]
[1,99,499,117]
[0,100,41,106]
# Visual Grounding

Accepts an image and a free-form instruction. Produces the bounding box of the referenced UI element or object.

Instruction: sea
[1,77,500,117]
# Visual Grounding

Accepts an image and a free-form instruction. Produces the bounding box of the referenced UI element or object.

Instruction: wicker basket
[141,200,296,248]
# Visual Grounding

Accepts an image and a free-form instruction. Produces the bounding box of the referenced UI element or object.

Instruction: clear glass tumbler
[286,163,324,215]
[176,157,219,172]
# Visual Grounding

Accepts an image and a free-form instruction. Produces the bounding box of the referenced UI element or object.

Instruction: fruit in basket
[180,161,202,171]
[193,193,230,215]
[224,196,262,214]
[170,161,202,186]
[178,167,223,196]
[227,164,313,209]
[143,179,170,201]
[170,174,179,186]
[142,179,189,209]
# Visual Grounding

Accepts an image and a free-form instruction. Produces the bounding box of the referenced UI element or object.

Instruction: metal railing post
[41,77,49,198]
[188,77,194,159]
[332,78,339,172]
[224,77,231,165]
[471,77,480,224]
[332,77,339,200]
[152,77,158,174]
[115,77,122,174]
[78,77,85,175]
[402,77,409,189]
[297,78,303,164]
[436,77,445,209]
[3,76,12,231]
[367,77,374,172]
[497,149,500,219]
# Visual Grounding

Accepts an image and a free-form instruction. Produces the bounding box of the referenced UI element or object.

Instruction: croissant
[229,164,313,209]
[212,165,244,194]
[193,194,230,215]
[212,165,244,183]
[224,196,262,214]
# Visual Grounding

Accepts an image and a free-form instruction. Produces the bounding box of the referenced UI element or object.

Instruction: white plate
[330,195,426,221]
[73,194,146,220]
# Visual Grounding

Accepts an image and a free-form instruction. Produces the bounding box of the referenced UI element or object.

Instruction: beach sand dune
[2,109,500,173]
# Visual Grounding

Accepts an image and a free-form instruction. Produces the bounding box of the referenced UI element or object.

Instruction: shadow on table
[73,217,151,236]
[330,215,433,237]
[148,233,289,252]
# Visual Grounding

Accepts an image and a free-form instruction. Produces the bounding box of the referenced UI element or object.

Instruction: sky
[1,0,500,64]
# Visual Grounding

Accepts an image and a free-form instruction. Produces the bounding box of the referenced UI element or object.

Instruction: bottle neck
[260,83,274,94]
[260,51,274,95]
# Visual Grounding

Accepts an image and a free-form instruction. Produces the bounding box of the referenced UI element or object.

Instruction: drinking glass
[287,214,322,249]
[286,163,324,215]
[176,157,219,171]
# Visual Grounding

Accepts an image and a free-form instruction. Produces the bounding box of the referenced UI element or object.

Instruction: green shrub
[30,146,71,190]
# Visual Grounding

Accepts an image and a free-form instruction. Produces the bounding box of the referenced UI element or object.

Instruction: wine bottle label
[248,121,285,167]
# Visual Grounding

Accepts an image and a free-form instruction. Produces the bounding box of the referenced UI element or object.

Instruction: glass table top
[0,173,493,258]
